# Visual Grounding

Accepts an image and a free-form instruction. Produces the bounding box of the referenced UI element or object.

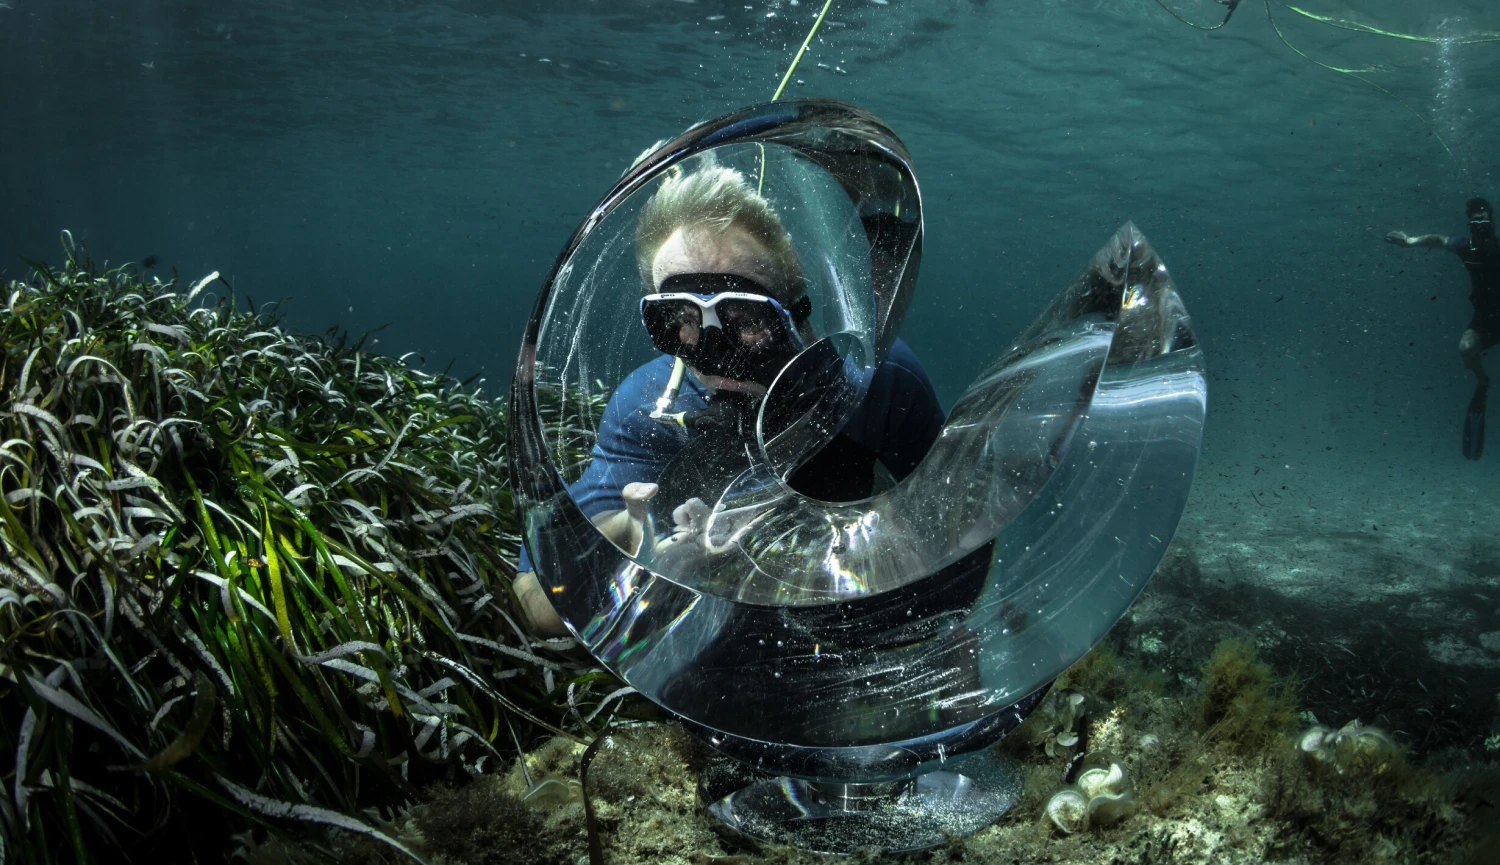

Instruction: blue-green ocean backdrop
[3,0,1499,696]
[4,0,1497,450]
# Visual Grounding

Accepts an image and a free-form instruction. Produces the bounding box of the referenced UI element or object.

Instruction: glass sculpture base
[700,751,1022,855]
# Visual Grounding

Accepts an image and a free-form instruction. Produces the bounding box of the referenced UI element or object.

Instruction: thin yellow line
[773,0,837,102]
[761,0,838,194]
[1283,5,1500,45]
[1263,0,1468,183]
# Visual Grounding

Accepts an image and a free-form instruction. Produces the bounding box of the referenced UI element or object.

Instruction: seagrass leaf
[295,641,389,665]
[25,676,146,759]
[123,672,216,773]
[214,776,426,864]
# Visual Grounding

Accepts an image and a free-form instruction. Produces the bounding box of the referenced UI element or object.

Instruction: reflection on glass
[510,101,1204,798]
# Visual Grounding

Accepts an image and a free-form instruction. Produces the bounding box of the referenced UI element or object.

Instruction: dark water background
[2,0,1498,507]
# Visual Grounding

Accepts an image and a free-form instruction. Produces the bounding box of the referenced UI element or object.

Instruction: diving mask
[640,272,811,387]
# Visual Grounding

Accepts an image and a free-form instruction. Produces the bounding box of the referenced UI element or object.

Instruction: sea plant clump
[1197,637,1299,754]
[0,238,609,862]
[1030,689,1088,758]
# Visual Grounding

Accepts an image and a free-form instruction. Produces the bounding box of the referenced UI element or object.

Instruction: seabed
[2,250,1495,864]
[315,549,1499,865]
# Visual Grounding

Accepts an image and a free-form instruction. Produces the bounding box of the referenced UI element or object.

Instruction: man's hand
[590,482,659,555]
[622,481,658,531]
[513,481,662,639]
[649,497,712,575]
[1385,230,1411,246]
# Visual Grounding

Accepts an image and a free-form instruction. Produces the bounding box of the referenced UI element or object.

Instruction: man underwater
[1387,197,1500,460]
[514,159,946,636]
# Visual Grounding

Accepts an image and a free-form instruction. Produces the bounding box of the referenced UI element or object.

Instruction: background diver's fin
[1463,382,1487,461]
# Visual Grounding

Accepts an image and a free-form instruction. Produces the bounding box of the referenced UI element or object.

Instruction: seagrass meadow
[0,237,614,863]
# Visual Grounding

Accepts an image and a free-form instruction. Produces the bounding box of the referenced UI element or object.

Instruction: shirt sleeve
[1446,236,1470,254]
[518,358,690,573]
[838,339,944,482]
[875,341,945,480]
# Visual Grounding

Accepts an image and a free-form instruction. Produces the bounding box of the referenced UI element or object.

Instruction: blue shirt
[519,339,943,571]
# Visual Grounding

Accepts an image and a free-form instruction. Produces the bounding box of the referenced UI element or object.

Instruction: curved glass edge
[585,99,922,363]
[682,683,1049,784]
[516,98,925,562]
[651,221,1193,606]
[512,136,1206,767]
[676,317,1110,604]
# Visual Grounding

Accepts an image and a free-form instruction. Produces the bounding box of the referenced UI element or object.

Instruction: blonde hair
[634,161,805,301]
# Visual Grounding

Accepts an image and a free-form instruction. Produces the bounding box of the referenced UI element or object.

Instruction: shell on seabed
[1044,788,1090,834]
[1075,758,1135,826]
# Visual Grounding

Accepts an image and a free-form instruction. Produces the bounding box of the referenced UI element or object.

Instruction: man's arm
[512,361,688,638]
[1385,230,1450,249]
[514,482,657,639]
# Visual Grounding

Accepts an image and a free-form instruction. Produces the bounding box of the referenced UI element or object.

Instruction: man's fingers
[672,497,710,529]
[623,482,659,520]
[623,482,659,502]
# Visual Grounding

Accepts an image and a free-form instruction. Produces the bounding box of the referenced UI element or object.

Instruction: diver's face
[652,226,782,350]
[651,225,794,395]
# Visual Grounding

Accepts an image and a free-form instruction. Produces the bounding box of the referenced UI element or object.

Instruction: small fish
[141,255,160,269]
[142,60,155,69]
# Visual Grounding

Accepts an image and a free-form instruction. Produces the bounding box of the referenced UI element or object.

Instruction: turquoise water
[2,0,1498,760]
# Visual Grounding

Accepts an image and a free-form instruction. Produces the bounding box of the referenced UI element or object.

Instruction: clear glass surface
[510,100,1206,781]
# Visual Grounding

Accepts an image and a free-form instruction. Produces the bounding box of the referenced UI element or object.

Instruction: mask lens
[642,298,703,355]
[716,298,787,347]
[642,274,802,372]
[662,300,703,331]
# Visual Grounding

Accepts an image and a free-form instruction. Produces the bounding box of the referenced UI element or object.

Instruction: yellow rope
[760,0,837,195]
[1282,6,1500,45]
[1150,0,1478,184]
[773,0,838,101]
[1261,0,1466,182]
[658,1,839,416]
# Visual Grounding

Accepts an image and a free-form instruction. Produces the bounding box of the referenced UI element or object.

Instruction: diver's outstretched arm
[1386,230,1449,249]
